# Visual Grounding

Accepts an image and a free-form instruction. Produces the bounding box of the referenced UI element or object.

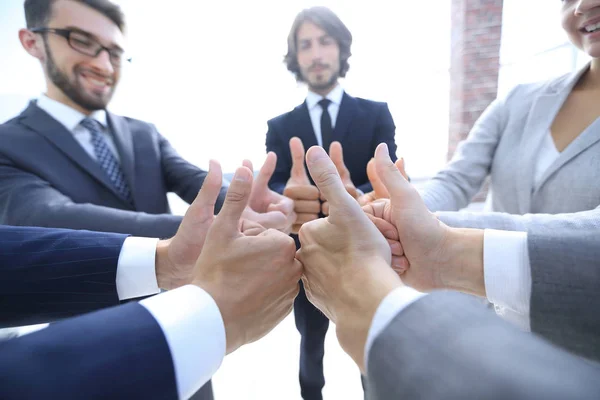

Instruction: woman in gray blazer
[421,0,600,221]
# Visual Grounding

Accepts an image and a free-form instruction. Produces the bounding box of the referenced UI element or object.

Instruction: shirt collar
[36,95,108,132]
[306,84,344,110]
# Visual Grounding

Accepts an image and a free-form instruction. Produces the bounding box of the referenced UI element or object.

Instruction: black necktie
[318,99,333,152]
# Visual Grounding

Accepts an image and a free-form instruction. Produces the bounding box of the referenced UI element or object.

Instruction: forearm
[367,291,600,400]
[10,200,183,238]
[0,226,128,327]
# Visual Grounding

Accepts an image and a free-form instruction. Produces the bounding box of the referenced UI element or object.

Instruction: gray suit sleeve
[437,205,600,231]
[0,162,183,238]
[367,292,600,400]
[419,91,510,212]
[528,218,600,361]
[438,208,600,359]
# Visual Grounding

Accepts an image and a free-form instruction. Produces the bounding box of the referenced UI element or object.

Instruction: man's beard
[308,72,338,92]
[44,40,114,111]
[304,64,339,93]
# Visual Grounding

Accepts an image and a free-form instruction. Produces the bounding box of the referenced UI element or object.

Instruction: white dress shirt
[533,132,560,187]
[140,285,226,399]
[365,229,533,371]
[119,243,225,399]
[305,84,344,148]
[36,95,121,161]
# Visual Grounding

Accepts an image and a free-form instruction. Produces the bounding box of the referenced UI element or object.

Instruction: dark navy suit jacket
[266,92,397,194]
[0,102,227,238]
[0,225,178,399]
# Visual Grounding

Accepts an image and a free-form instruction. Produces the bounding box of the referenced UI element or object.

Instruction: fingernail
[307,146,328,162]
[233,168,249,182]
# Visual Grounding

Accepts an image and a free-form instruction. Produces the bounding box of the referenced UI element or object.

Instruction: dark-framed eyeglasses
[30,27,131,67]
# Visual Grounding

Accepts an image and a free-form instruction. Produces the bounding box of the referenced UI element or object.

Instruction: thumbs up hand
[357,157,407,206]
[244,153,296,234]
[193,166,303,354]
[283,137,320,234]
[320,142,359,216]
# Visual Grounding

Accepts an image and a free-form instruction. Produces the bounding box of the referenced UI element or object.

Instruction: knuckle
[226,189,246,204]
[314,169,339,188]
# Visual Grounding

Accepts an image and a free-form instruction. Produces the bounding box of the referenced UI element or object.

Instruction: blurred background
[0,0,590,398]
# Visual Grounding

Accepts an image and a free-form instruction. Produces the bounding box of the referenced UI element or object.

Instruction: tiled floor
[212,313,364,400]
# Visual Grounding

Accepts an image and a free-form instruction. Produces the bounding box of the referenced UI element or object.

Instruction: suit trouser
[295,281,329,400]
[189,381,213,400]
[294,282,368,400]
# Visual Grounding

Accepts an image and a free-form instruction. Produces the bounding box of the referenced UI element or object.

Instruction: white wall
[498,0,590,96]
[0,0,450,179]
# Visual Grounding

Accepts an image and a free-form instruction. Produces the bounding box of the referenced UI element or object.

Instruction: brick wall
[449,0,503,201]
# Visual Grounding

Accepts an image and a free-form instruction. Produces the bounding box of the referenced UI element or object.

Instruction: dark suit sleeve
[367,292,600,400]
[266,120,290,195]
[0,226,128,327]
[0,157,184,238]
[158,133,227,211]
[358,103,398,194]
[0,302,178,400]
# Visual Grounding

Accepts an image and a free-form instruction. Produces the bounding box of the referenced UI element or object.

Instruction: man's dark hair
[24,0,126,32]
[284,6,352,82]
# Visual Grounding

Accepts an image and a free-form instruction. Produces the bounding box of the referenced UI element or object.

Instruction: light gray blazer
[367,211,600,399]
[421,63,600,217]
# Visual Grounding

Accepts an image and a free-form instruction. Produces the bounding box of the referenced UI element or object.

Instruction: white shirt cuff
[141,285,226,400]
[364,286,426,373]
[116,237,161,300]
[484,229,532,331]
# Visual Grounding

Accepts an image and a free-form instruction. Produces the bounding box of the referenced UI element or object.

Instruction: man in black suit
[265,6,398,399]
[0,0,294,240]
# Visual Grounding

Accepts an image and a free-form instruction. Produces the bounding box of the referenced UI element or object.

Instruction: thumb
[305,146,359,217]
[366,158,389,198]
[254,152,276,190]
[213,166,254,236]
[289,137,309,184]
[374,144,417,204]
[184,159,223,223]
[396,157,408,180]
[329,141,351,182]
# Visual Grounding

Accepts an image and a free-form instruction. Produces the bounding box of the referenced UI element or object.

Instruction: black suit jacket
[0,102,227,238]
[266,92,397,194]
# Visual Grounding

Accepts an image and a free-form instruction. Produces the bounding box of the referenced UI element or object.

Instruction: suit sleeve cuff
[116,237,161,300]
[364,286,426,373]
[484,229,532,331]
[140,285,226,399]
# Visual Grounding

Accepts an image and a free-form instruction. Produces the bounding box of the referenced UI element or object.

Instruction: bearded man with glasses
[0,1,297,399]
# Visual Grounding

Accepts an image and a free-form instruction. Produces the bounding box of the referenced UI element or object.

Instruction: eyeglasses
[30,28,131,67]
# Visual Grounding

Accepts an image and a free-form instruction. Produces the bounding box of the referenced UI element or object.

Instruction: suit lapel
[534,117,600,193]
[515,65,590,213]
[332,92,357,145]
[20,102,129,204]
[107,113,137,206]
[515,94,561,213]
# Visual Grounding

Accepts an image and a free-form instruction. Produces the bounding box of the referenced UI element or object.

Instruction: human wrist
[335,258,402,371]
[155,238,174,290]
[439,228,485,296]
